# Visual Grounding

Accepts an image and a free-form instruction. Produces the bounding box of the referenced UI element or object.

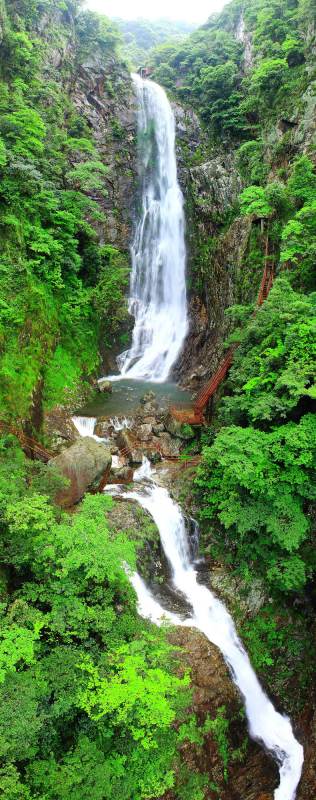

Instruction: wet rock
[210,566,267,618]
[141,401,158,416]
[138,423,153,441]
[144,445,162,464]
[116,430,143,464]
[164,415,194,440]
[153,422,165,435]
[109,466,133,483]
[130,449,144,465]
[157,432,182,458]
[98,378,112,393]
[141,391,156,404]
[297,707,316,799]
[94,419,111,437]
[43,406,78,452]
[49,437,111,507]
[166,628,278,800]
[170,627,239,710]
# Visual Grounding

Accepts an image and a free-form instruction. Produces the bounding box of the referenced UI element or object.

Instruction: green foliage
[92,245,130,341]
[238,603,315,709]
[239,185,273,218]
[281,201,316,289]
[237,139,268,185]
[204,707,230,780]
[115,17,196,67]
[78,637,189,748]
[196,414,315,592]
[251,57,289,94]
[0,0,132,420]
[0,436,192,800]
[220,278,316,424]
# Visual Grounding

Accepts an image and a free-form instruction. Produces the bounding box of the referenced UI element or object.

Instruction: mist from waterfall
[116,74,188,382]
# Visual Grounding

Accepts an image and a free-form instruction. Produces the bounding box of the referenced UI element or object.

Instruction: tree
[239,185,273,219]
[196,414,315,592]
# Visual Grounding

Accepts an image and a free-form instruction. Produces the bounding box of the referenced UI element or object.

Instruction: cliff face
[0,1,139,420]
[163,7,316,393]
[37,5,137,251]
[173,108,255,390]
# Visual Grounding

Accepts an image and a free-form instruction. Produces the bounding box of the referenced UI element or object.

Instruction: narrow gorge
[0,2,315,800]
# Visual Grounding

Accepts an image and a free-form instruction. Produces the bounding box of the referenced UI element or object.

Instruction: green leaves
[0,623,40,684]
[78,637,189,748]
[239,185,273,218]
[196,413,315,592]
[250,57,289,93]
[221,278,316,424]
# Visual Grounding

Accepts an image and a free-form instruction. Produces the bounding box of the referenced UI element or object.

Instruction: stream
[105,458,304,800]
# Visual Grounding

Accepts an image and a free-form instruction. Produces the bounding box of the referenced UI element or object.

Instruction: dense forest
[114,18,196,67]
[0,0,315,799]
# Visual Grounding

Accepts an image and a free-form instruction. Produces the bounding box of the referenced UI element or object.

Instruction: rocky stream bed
[42,389,316,800]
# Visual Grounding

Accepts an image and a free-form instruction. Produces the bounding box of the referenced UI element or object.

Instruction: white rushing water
[72,416,108,444]
[106,459,303,800]
[115,74,188,382]
[72,416,97,438]
[108,416,131,432]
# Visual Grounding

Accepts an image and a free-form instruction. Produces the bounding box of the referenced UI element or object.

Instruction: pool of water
[77,379,192,418]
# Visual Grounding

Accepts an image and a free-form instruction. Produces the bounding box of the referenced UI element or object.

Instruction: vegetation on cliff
[115,18,196,67]
[0,0,130,423]
[0,0,315,797]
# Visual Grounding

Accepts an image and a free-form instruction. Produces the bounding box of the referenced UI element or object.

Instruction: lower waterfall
[106,459,304,800]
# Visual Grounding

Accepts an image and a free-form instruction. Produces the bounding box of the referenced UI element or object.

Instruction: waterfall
[116,74,188,382]
[105,459,303,800]
[72,416,97,438]
[72,416,108,444]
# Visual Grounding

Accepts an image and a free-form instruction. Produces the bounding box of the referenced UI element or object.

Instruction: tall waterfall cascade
[116,74,188,382]
[106,460,304,800]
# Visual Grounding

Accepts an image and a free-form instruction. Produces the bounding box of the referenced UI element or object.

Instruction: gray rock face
[35,4,137,253]
[210,567,267,618]
[235,11,253,71]
[190,155,242,219]
[50,437,111,507]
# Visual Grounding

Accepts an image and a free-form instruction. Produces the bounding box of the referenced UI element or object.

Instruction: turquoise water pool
[78,379,192,418]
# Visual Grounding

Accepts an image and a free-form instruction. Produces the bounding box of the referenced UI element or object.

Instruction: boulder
[116,430,144,465]
[110,466,133,483]
[94,419,111,437]
[98,378,112,393]
[43,406,78,452]
[138,423,153,441]
[157,432,182,458]
[153,423,165,435]
[50,437,111,507]
[164,415,194,440]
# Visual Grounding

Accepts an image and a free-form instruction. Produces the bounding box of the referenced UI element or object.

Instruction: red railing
[0,421,53,462]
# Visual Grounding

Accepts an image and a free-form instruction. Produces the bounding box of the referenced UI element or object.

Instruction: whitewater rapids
[105,459,303,800]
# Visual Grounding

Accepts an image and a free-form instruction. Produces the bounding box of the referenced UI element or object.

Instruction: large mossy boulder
[50,437,111,507]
